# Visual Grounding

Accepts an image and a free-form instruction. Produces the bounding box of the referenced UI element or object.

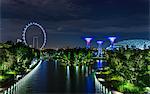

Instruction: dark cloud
[0,0,149,48]
[2,0,148,21]
[1,0,92,21]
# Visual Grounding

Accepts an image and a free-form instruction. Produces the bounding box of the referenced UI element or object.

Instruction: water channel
[15,60,104,94]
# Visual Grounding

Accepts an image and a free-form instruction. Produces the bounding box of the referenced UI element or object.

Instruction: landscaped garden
[0,41,40,88]
[48,48,96,66]
[46,46,150,93]
[96,47,150,93]
[1,41,149,94]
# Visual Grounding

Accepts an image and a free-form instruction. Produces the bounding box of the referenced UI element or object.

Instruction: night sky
[0,0,149,48]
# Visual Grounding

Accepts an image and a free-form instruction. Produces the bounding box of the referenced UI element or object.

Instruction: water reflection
[16,61,97,94]
[55,60,58,70]
[97,59,103,68]
[85,66,88,77]
[66,66,70,80]
[86,74,95,93]
[89,66,92,74]
[81,65,84,76]
[76,66,79,76]
[66,65,70,92]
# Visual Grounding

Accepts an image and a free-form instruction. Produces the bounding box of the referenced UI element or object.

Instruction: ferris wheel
[22,22,47,49]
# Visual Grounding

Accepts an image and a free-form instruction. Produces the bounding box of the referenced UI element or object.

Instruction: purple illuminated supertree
[84,37,93,49]
[108,37,116,50]
[97,40,103,57]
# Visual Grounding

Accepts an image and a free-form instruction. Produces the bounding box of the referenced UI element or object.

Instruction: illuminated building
[114,39,150,50]
[106,39,150,50]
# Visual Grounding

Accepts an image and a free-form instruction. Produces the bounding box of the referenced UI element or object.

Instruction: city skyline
[0,0,149,48]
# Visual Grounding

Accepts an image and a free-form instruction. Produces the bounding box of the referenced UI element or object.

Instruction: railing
[2,60,42,94]
[3,83,17,94]
[94,75,112,94]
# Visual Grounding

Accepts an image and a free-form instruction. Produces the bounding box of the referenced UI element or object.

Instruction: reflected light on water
[66,65,70,92]
[89,66,92,74]
[55,61,58,70]
[76,66,79,76]
[81,65,84,75]
[85,66,88,77]
[15,61,97,93]
[75,66,79,90]
[97,60,103,68]
[66,66,70,80]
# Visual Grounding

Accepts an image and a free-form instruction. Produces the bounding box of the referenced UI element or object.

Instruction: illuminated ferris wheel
[22,22,47,49]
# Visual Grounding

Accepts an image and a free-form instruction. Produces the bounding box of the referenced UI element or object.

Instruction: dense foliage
[47,48,95,66]
[34,46,150,93]
[104,48,150,93]
[0,41,40,85]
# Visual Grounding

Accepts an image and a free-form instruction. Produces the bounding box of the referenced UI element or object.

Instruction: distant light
[84,37,93,43]
[98,78,105,82]
[97,40,103,44]
[84,37,93,48]
[108,37,116,43]
[17,39,22,43]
